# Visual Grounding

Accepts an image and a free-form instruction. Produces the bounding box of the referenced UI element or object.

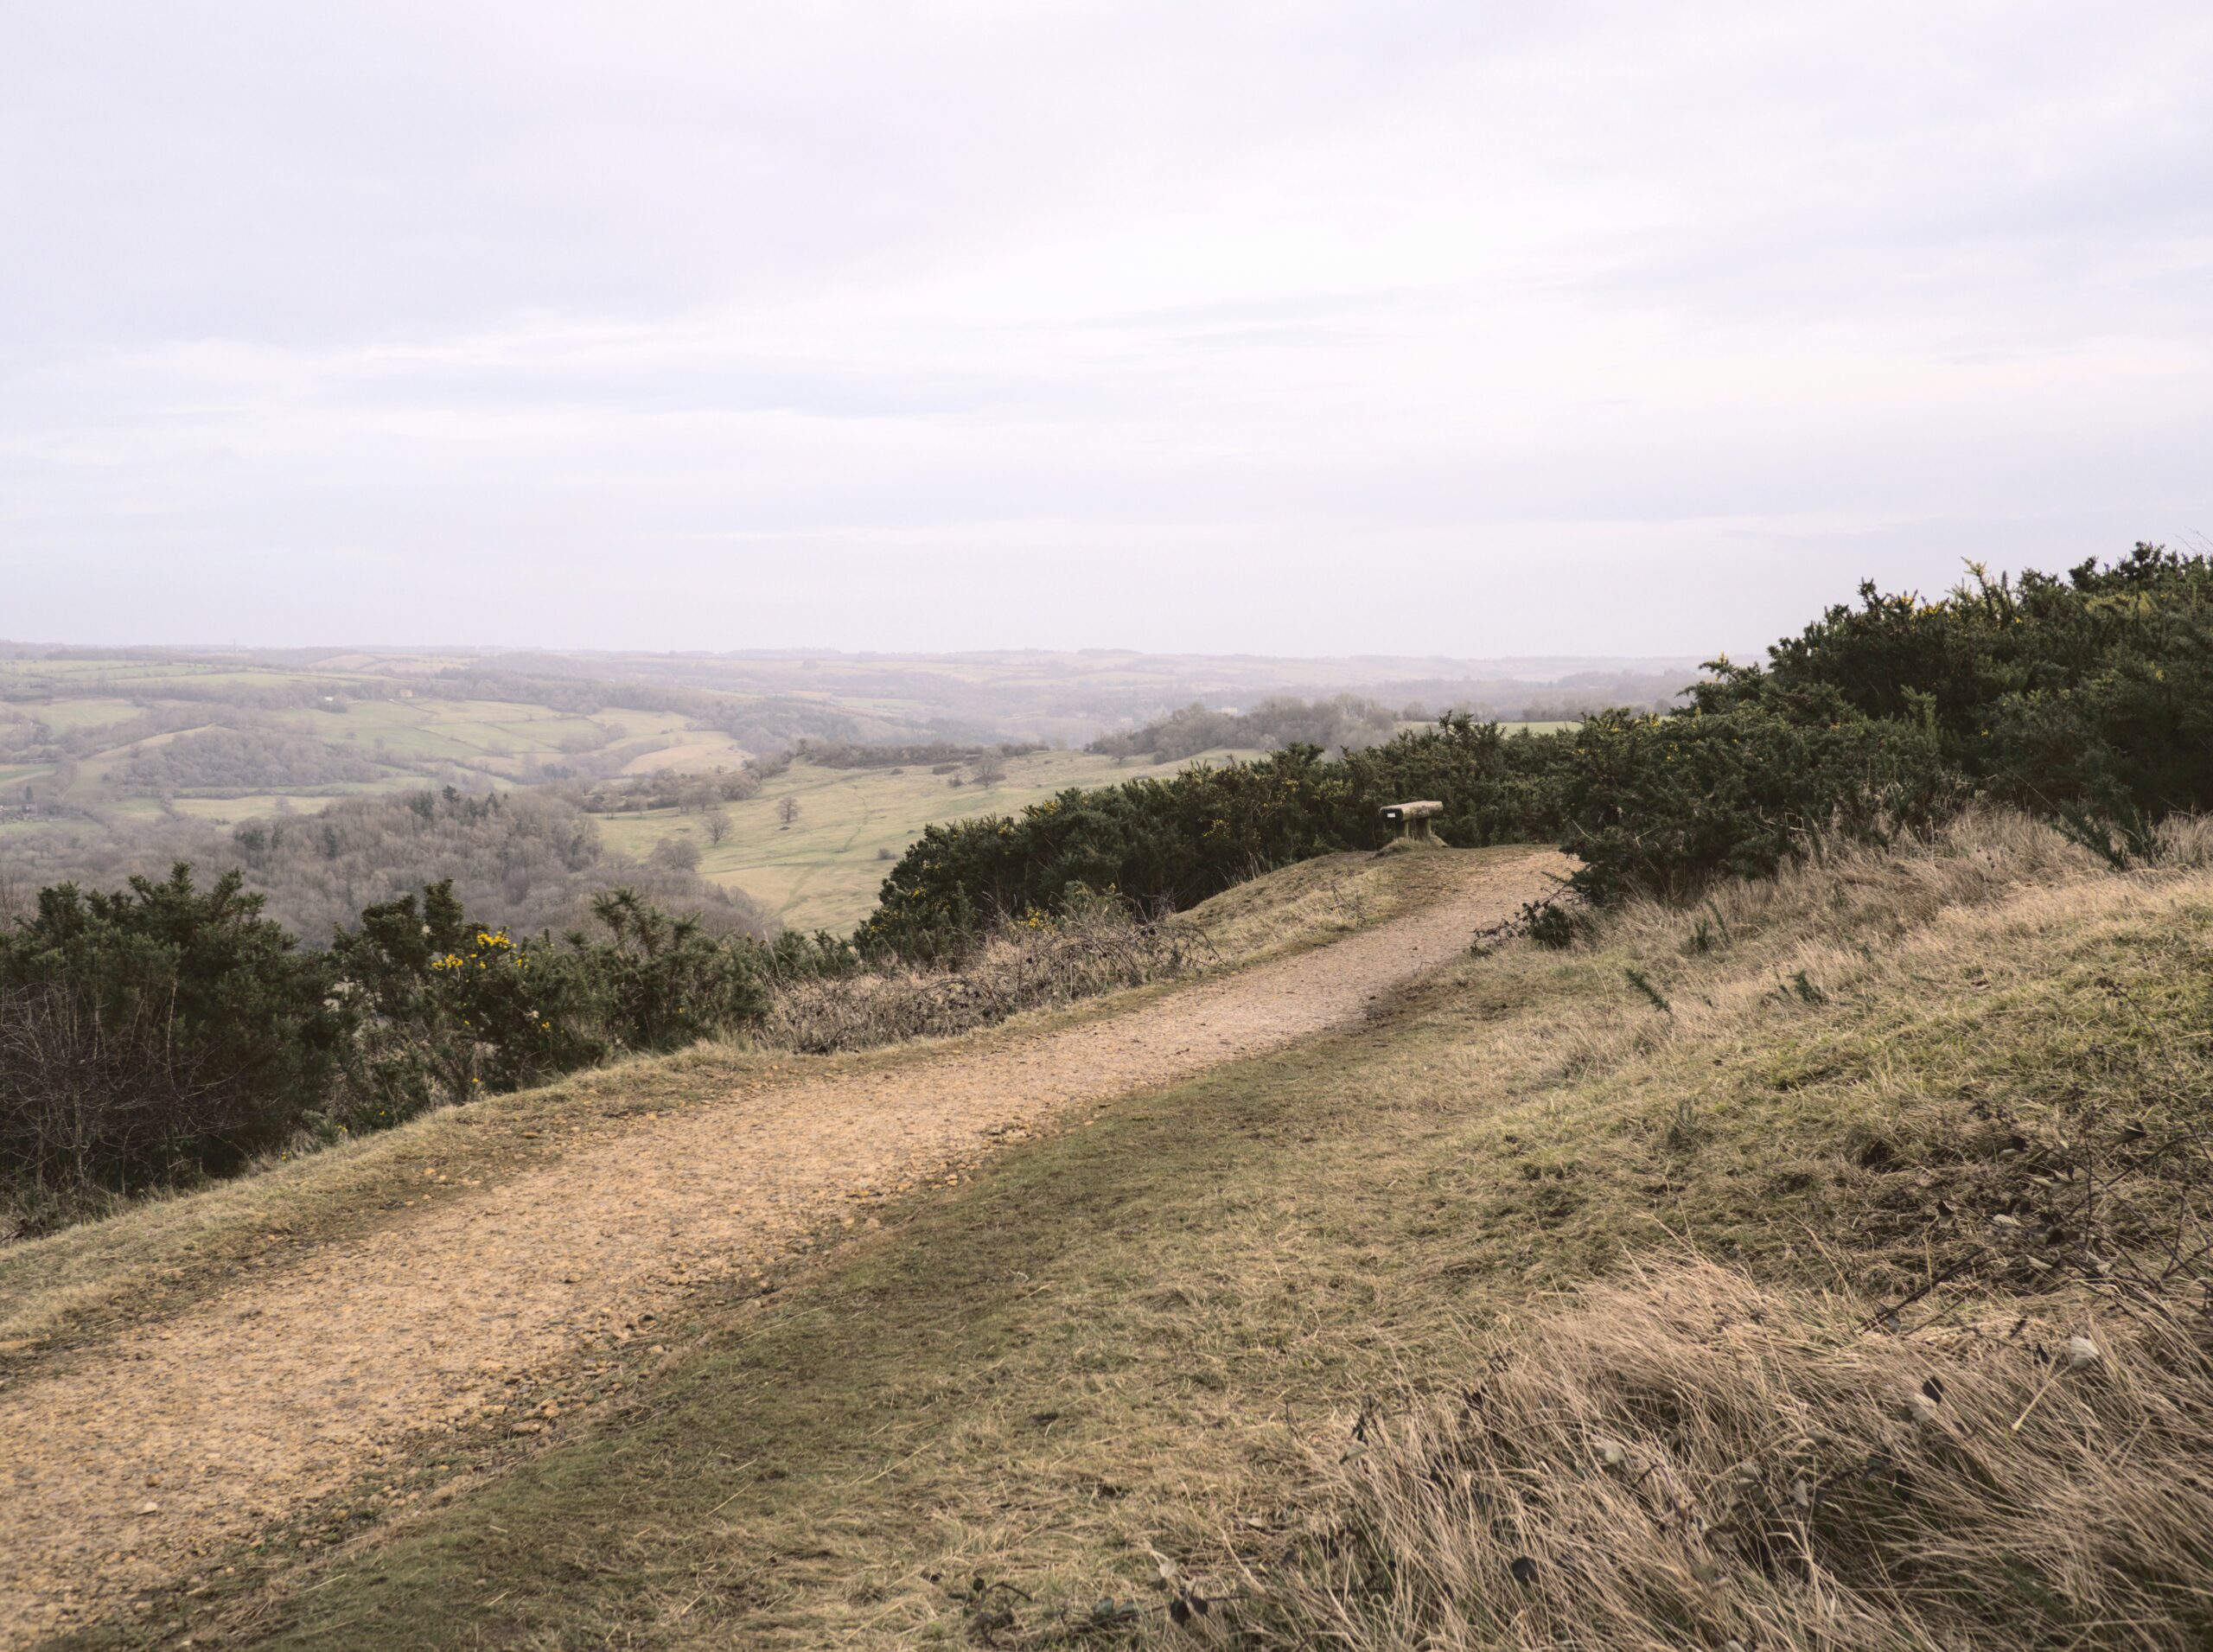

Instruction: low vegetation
[0,869,349,1207]
[589,745,1258,935]
[2,788,781,1234]
[1209,810,2213,1652]
[0,866,785,1235]
[10,551,2213,1649]
[1241,1257,2213,1651]
[0,843,1445,1358]
[763,894,1203,1055]
[2,788,769,943]
[0,826,1353,1236]
[867,545,2212,958]
[79,812,2211,1649]
[792,737,1050,770]
[0,651,896,821]
[117,725,383,794]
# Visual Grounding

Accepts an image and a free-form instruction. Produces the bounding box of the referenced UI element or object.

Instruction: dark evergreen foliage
[0,866,349,1192]
[863,547,2212,958]
[3,869,824,1218]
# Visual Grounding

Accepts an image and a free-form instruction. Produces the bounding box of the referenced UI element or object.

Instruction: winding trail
[0,849,1561,1643]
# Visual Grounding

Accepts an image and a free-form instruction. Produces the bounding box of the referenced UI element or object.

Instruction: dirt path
[0,850,1560,1644]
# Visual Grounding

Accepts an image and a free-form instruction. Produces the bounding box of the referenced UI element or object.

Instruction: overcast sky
[3,1,2209,658]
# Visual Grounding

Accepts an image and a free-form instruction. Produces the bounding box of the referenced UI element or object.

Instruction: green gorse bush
[860,545,2213,958]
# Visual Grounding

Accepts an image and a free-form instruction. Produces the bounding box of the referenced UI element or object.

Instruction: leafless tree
[650,834,702,871]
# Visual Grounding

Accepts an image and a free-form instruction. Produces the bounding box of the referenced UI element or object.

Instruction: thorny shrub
[862,546,2213,957]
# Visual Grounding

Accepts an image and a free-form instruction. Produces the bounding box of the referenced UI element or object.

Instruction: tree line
[862,546,2211,958]
[1088,693,1407,761]
[2,788,770,944]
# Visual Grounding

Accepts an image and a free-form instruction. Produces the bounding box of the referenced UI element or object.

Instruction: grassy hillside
[54,815,2213,1649]
[0,657,761,821]
[590,747,1257,934]
[2,646,1668,830]
[3,647,1550,932]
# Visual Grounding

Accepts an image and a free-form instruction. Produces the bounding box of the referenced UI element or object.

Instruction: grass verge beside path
[81,816,2213,1649]
[0,849,1450,1373]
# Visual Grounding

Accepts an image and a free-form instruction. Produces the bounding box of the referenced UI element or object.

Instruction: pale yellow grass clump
[1211,810,2213,1652]
[1233,1260,2213,1651]
[1609,806,2212,958]
[762,902,1208,1054]
[1530,807,2212,1083]
[1182,845,1457,960]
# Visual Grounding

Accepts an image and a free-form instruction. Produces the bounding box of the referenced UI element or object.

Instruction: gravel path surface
[0,849,1560,1642]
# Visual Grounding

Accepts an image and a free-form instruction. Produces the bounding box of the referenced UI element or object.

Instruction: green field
[590,747,1257,934]
[0,657,768,816]
[258,698,749,777]
[3,649,1605,913]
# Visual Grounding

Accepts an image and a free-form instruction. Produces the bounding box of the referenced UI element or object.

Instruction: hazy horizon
[0,640,1709,673]
[7,3,2210,656]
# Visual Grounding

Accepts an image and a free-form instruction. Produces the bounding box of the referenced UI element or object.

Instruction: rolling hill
[5,820,2208,1647]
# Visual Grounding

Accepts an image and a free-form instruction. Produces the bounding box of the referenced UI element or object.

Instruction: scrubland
[29,813,2208,1649]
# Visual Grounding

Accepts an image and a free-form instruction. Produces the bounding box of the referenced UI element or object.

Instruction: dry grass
[756,849,1448,1056]
[762,903,1210,1054]
[1500,807,2212,1103]
[1175,845,1474,961]
[1211,811,2213,1652]
[1605,806,2212,961]
[43,815,2213,1649]
[1225,1260,2213,1651]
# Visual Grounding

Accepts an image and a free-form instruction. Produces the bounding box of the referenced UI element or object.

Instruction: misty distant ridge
[0,641,1711,717]
[0,636,1697,801]
[3,641,1708,679]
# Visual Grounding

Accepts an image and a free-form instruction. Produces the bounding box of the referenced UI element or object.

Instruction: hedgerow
[859,545,2213,958]
[1554,698,1955,903]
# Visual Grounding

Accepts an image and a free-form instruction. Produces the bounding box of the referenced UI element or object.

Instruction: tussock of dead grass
[1183,847,1470,961]
[762,904,1209,1054]
[1215,812,2213,1651]
[1606,807,2211,974]
[1227,1260,2213,1651]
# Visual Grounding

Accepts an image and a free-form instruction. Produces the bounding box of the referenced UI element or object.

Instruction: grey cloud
[3,0,2209,656]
